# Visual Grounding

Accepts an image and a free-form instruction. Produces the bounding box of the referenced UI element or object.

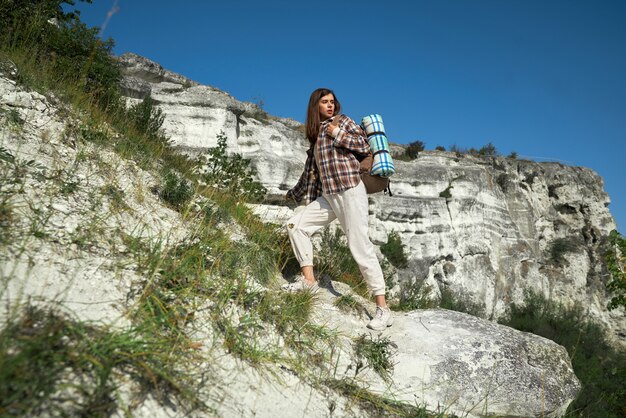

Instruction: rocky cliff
[116,53,624,345]
[0,66,583,417]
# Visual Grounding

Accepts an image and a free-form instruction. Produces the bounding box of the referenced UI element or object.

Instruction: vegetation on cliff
[0,1,623,417]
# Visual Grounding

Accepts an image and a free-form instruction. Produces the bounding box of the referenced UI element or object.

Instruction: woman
[282,88,393,331]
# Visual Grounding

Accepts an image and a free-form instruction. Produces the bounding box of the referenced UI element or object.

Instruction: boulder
[312,284,581,418]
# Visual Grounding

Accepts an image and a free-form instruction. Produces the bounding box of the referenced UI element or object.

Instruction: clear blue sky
[75,0,625,231]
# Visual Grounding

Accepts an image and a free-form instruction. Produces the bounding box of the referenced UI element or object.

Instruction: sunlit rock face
[366,152,622,341]
[0,59,607,417]
[118,53,624,345]
[117,53,308,194]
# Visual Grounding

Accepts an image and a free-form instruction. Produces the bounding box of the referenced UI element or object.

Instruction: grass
[438,287,485,317]
[0,305,206,417]
[334,294,366,315]
[499,290,626,417]
[315,227,369,297]
[381,230,409,269]
[392,280,438,311]
[325,378,457,417]
[353,334,397,382]
[548,237,581,265]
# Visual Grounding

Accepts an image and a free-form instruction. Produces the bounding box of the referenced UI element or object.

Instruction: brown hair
[305,88,341,146]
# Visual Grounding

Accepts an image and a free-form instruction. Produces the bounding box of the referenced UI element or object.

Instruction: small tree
[128,96,165,140]
[478,142,498,157]
[197,132,266,202]
[404,140,424,160]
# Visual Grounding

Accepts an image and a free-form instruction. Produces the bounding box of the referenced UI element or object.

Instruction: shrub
[0,197,13,244]
[127,96,166,140]
[156,169,193,210]
[197,132,266,202]
[333,294,365,315]
[380,231,408,269]
[404,140,424,160]
[448,143,499,157]
[315,228,365,295]
[477,142,498,157]
[449,144,465,154]
[438,287,484,317]
[500,290,626,417]
[548,237,580,265]
[435,145,446,151]
[394,279,438,311]
[0,305,202,417]
[439,185,453,199]
[1,0,121,108]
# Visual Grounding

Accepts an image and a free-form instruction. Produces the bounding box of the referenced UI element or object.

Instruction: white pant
[286,181,386,296]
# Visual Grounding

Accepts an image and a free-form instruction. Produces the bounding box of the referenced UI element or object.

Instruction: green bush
[439,185,453,199]
[477,142,498,157]
[127,96,166,141]
[0,305,202,417]
[404,140,424,160]
[334,294,365,315]
[438,287,484,317]
[500,290,626,417]
[197,132,266,202]
[448,143,499,157]
[315,228,365,295]
[380,230,408,269]
[1,0,121,109]
[157,169,193,210]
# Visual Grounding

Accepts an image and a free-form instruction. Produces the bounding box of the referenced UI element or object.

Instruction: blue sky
[75,0,625,231]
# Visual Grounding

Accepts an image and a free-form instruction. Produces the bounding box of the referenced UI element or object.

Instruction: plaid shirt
[287,114,370,204]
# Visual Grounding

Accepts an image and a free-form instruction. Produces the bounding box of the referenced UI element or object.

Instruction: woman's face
[318,93,335,121]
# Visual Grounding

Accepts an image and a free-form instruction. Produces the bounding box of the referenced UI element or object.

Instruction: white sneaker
[367,306,393,330]
[281,276,319,293]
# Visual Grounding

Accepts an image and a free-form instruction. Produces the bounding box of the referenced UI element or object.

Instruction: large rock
[367,152,624,344]
[392,309,579,417]
[311,283,580,418]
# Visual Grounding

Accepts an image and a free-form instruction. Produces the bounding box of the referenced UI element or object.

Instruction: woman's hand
[327,121,339,137]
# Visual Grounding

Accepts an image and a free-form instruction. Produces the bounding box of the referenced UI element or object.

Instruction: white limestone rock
[117,53,307,195]
[311,284,580,418]
[1,71,585,417]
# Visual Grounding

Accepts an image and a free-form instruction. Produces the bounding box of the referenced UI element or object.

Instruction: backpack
[359,114,395,195]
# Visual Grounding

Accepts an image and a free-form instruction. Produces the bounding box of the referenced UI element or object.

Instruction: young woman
[282,88,393,331]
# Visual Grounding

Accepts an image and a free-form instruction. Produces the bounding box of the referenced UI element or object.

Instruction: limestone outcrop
[313,283,581,417]
[117,53,306,194]
[116,53,624,345]
[1,55,611,416]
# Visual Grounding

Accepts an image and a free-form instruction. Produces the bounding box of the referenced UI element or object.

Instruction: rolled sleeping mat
[361,114,386,136]
[361,114,396,177]
[367,133,395,176]
[367,133,389,153]
[371,150,395,177]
